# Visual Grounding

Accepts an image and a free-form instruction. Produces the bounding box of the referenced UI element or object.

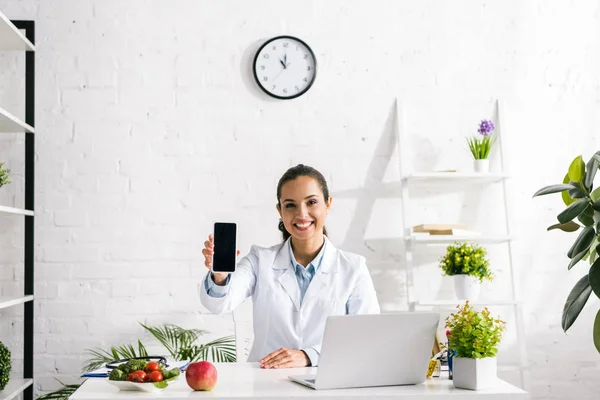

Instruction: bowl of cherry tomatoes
[106,357,181,392]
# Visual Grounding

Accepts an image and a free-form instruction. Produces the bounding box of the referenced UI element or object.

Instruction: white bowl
[106,375,179,393]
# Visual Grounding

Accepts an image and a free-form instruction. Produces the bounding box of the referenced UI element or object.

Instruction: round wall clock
[252,35,317,100]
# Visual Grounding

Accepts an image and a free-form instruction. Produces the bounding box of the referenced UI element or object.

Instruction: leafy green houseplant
[440,242,493,301]
[0,162,11,188]
[445,302,506,390]
[37,323,236,400]
[533,152,600,354]
[0,341,11,390]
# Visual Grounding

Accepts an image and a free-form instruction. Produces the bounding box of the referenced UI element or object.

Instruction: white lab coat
[199,237,380,364]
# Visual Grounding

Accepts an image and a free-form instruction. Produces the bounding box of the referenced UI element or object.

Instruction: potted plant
[0,162,10,188]
[466,120,496,173]
[445,302,506,390]
[533,152,600,354]
[439,242,493,301]
[0,341,11,390]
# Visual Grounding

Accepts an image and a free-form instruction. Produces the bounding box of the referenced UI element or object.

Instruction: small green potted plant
[0,162,11,188]
[0,340,11,390]
[446,302,506,390]
[439,242,493,301]
[466,119,496,173]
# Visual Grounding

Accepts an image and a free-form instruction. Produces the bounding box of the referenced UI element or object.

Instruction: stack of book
[412,224,481,236]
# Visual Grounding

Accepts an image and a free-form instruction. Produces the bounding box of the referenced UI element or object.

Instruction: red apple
[185,361,218,391]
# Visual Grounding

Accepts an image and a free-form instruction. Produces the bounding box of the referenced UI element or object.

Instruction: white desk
[69,362,528,400]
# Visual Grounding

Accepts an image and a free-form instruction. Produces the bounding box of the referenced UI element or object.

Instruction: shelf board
[0,12,35,51]
[0,378,33,400]
[0,106,34,133]
[0,205,34,216]
[406,234,513,244]
[0,295,33,310]
[414,299,519,307]
[402,172,509,184]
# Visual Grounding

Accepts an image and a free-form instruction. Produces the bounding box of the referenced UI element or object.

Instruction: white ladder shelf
[395,98,528,390]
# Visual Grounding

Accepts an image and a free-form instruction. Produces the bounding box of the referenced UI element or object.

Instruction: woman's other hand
[259,348,310,369]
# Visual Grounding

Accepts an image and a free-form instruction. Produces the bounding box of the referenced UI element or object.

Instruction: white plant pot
[453,357,498,390]
[473,159,489,173]
[452,274,481,301]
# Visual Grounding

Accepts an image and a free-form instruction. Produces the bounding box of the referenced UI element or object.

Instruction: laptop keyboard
[306,379,316,384]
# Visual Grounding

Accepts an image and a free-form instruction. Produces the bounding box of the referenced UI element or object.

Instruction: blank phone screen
[213,222,237,272]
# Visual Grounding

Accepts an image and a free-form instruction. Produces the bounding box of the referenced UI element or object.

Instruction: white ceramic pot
[452,274,481,301]
[453,357,498,390]
[473,159,489,173]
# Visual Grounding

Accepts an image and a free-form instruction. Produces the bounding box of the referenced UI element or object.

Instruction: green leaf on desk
[153,381,168,389]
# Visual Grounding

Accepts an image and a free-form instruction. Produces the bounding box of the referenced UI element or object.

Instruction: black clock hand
[284,53,287,67]
[279,59,286,69]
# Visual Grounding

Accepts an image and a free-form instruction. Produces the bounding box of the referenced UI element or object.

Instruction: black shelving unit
[1,18,35,400]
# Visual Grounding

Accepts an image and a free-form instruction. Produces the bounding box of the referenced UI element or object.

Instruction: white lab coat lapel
[300,237,339,306]
[271,240,301,311]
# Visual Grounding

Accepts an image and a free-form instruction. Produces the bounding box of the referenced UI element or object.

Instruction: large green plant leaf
[594,309,600,353]
[547,221,581,232]
[533,184,577,197]
[569,250,588,270]
[562,173,576,206]
[578,205,595,227]
[589,236,600,264]
[568,183,586,199]
[558,199,590,224]
[562,275,593,332]
[591,187,600,202]
[589,258,600,299]
[567,226,595,259]
[584,152,600,190]
[569,155,585,182]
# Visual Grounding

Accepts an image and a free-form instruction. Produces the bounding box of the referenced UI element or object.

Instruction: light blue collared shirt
[203,238,327,366]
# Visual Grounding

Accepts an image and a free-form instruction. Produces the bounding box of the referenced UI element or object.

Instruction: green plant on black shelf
[533,152,600,354]
[439,242,493,282]
[445,301,506,358]
[0,162,11,188]
[0,341,11,391]
[36,323,236,400]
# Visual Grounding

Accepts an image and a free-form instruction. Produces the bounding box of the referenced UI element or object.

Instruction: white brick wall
[0,0,599,398]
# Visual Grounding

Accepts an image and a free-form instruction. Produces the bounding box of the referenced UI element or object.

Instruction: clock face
[253,36,317,100]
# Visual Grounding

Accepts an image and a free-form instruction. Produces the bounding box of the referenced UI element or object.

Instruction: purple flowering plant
[466,119,497,160]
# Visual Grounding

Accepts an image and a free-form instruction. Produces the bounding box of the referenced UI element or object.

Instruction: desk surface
[70,362,528,400]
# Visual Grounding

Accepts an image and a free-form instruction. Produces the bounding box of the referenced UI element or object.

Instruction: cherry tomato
[145,362,160,373]
[126,370,147,383]
[149,370,163,382]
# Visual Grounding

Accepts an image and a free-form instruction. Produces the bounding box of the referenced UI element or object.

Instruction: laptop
[289,312,440,390]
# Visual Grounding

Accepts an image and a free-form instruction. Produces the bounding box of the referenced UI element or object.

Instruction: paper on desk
[81,360,190,378]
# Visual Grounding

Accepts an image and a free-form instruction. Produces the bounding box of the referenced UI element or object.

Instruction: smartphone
[212,222,237,273]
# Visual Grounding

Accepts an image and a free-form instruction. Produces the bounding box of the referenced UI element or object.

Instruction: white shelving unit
[0,10,35,400]
[395,98,528,390]
[0,379,33,400]
[0,12,34,51]
[0,296,34,311]
[0,205,34,216]
[0,106,34,133]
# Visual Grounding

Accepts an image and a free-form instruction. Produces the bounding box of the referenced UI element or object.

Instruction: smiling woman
[200,164,380,369]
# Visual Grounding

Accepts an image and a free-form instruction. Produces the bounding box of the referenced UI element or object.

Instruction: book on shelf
[411,224,481,236]
[412,224,467,232]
